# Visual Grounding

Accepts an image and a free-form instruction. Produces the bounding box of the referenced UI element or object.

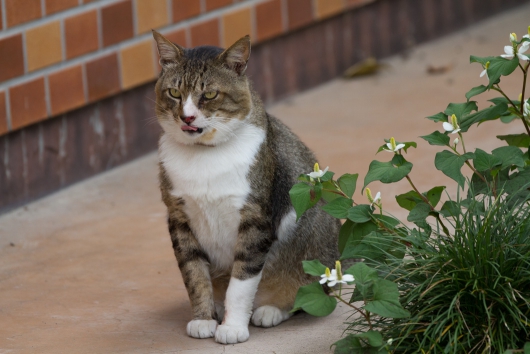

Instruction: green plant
[289,29,530,353]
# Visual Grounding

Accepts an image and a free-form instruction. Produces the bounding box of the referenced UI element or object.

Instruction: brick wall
[0,0,375,136]
[1,0,527,212]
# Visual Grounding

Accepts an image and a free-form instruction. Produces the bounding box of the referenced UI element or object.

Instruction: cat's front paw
[214,324,249,344]
[251,305,291,327]
[186,319,218,339]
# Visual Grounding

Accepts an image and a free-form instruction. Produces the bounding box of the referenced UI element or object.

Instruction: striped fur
[153,31,340,344]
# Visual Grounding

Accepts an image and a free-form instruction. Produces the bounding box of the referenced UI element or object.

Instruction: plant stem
[458,132,466,154]
[492,85,520,112]
[332,290,373,330]
[519,61,530,136]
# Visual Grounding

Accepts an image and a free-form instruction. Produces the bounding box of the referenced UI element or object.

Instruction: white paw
[251,305,290,327]
[214,324,249,344]
[186,319,217,339]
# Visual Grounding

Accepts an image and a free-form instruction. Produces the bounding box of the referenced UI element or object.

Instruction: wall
[0,0,527,212]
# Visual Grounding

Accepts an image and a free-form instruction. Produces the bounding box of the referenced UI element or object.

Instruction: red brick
[0,92,7,135]
[101,0,134,47]
[5,0,41,27]
[205,0,232,11]
[85,54,121,102]
[286,0,313,30]
[172,0,201,23]
[9,78,48,130]
[256,0,283,42]
[48,66,86,116]
[0,34,25,82]
[165,28,187,47]
[65,10,99,59]
[190,18,220,47]
[45,0,78,15]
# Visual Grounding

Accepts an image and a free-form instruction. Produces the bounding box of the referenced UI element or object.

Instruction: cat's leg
[251,305,292,327]
[214,218,273,344]
[167,216,218,339]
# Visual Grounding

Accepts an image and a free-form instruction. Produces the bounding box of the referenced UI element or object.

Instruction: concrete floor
[2,4,530,353]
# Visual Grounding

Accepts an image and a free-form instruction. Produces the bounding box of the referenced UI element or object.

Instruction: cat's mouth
[181,124,203,134]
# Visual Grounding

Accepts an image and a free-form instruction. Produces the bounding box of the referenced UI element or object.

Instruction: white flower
[307,163,329,179]
[387,338,394,345]
[320,268,338,287]
[453,137,459,146]
[501,44,529,61]
[366,187,381,207]
[384,137,405,153]
[320,261,354,287]
[443,114,461,134]
[524,100,530,118]
[480,61,490,80]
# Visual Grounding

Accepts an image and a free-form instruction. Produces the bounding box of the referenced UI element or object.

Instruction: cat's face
[153,31,252,146]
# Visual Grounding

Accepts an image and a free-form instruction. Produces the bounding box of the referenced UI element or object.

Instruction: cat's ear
[152,30,184,67]
[218,35,251,75]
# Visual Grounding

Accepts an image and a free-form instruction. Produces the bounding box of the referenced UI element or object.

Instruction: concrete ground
[2,4,530,353]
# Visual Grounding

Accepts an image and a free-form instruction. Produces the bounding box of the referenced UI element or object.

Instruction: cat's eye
[203,91,218,100]
[168,88,181,99]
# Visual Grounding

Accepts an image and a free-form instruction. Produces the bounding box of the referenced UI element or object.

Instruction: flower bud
[313,162,320,173]
[335,261,342,281]
[454,137,459,146]
[510,32,518,42]
[366,188,374,203]
[450,114,458,129]
[389,137,397,151]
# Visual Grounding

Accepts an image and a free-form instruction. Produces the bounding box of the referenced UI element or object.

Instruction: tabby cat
[152,30,340,344]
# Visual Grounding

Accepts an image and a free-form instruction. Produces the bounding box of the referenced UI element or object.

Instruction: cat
[152,30,341,344]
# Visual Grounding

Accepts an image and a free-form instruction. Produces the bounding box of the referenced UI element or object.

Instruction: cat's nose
[181,115,196,124]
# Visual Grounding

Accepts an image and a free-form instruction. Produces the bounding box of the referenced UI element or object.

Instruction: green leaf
[473,148,502,171]
[486,56,519,88]
[363,159,413,190]
[489,97,520,106]
[420,131,450,146]
[465,85,487,101]
[497,134,530,148]
[321,181,341,202]
[524,342,530,354]
[347,204,373,223]
[373,214,400,229]
[407,202,431,223]
[321,197,352,219]
[338,173,358,198]
[292,281,337,316]
[426,112,448,122]
[364,278,410,318]
[341,221,378,259]
[338,219,355,254]
[444,101,478,119]
[333,335,362,354]
[302,259,327,277]
[492,146,525,169]
[320,171,335,182]
[345,262,378,298]
[439,200,460,217]
[396,190,423,211]
[434,151,474,188]
[352,331,384,347]
[424,186,445,208]
[470,55,496,66]
[500,113,519,123]
[459,103,508,132]
[289,183,312,220]
[341,231,392,261]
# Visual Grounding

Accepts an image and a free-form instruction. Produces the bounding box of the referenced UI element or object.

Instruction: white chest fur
[159,124,266,270]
